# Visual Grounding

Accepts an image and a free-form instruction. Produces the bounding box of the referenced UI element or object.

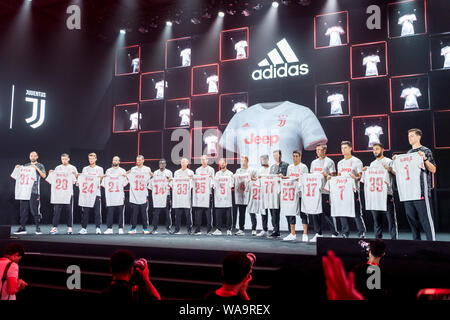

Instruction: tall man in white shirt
[212,158,234,236]
[337,141,366,238]
[78,153,104,235]
[234,156,256,236]
[193,155,215,235]
[150,159,173,234]
[173,158,194,234]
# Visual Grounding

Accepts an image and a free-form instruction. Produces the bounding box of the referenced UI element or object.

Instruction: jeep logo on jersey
[252,38,309,81]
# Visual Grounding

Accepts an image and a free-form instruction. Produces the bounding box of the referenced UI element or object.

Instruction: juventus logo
[278,114,288,127]
[25,90,46,129]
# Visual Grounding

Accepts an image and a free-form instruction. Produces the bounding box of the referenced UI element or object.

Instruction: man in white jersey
[363,54,380,77]
[127,155,152,234]
[325,25,345,47]
[12,151,46,235]
[283,150,309,241]
[180,47,191,67]
[172,158,194,234]
[219,101,328,167]
[78,153,104,235]
[206,74,219,93]
[193,155,215,235]
[233,156,256,236]
[336,141,366,238]
[362,143,398,240]
[102,156,128,234]
[309,144,339,241]
[234,40,248,59]
[391,129,436,241]
[255,155,271,237]
[48,153,78,235]
[401,87,421,110]
[150,159,173,234]
[212,158,234,236]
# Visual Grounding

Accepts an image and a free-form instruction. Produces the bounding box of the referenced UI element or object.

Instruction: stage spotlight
[190,17,201,24]
[120,29,126,34]
[166,21,173,26]
[218,11,225,18]
[272,1,279,8]
[241,9,251,16]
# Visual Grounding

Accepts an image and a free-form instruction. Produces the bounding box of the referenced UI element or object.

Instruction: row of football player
[11,129,436,241]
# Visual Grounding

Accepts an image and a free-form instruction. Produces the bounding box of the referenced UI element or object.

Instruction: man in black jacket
[269,150,289,237]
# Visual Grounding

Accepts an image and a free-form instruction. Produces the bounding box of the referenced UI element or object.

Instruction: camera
[358,240,370,256]
[130,258,148,285]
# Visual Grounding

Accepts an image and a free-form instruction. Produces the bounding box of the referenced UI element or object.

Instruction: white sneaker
[227,230,232,236]
[283,233,296,241]
[104,228,113,234]
[194,231,202,235]
[302,234,309,242]
[174,231,182,235]
[50,227,58,235]
[212,229,222,236]
[251,230,257,236]
[78,228,87,235]
[310,233,322,243]
[143,229,150,235]
[128,229,137,234]
[332,234,339,238]
[235,230,245,236]
[96,228,102,235]
[257,230,268,237]
[118,228,124,234]
[67,227,73,235]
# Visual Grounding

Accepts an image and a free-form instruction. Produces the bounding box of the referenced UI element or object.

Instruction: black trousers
[310,194,339,236]
[404,195,435,241]
[234,205,247,231]
[19,193,41,228]
[286,216,296,225]
[53,197,73,227]
[299,211,308,225]
[131,202,149,229]
[174,208,192,233]
[370,195,398,240]
[81,196,102,228]
[339,191,366,237]
[193,207,213,233]
[106,205,125,229]
[261,210,269,231]
[270,209,280,234]
[250,213,257,231]
[215,207,233,231]
[152,207,172,231]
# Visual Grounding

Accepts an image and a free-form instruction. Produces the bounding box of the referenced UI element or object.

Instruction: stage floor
[7,225,450,255]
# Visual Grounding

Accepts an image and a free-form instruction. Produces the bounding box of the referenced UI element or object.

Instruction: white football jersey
[286,162,309,179]
[400,87,421,110]
[361,168,390,211]
[153,168,173,180]
[174,168,194,178]
[180,48,191,67]
[102,174,128,207]
[442,46,450,68]
[192,175,212,208]
[365,125,383,148]
[128,166,152,204]
[214,170,234,208]
[77,174,100,208]
[204,135,218,156]
[234,167,256,205]
[327,93,344,115]
[245,180,264,215]
[398,14,416,37]
[325,26,345,47]
[10,166,37,200]
[129,112,141,130]
[279,179,300,217]
[337,156,363,191]
[392,153,424,201]
[131,58,139,72]
[299,173,323,214]
[324,177,356,217]
[232,102,248,113]
[260,174,281,209]
[220,101,328,167]
[206,75,218,93]
[179,108,190,126]
[54,164,78,195]
[149,177,169,208]
[171,177,192,208]
[46,171,76,204]
[369,157,394,195]
[363,55,380,77]
[155,80,166,99]
[234,40,248,59]
[81,165,103,197]
[310,157,336,194]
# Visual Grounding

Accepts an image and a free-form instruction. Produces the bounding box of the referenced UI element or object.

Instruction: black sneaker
[14,227,27,235]
[35,227,42,235]
[270,232,280,237]
[150,229,158,235]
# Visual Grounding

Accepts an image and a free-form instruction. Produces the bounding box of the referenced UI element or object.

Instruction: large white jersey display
[324,177,356,218]
[220,101,328,167]
[401,87,422,110]
[234,40,248,59]
[392,153,424,201]
[327,93,344,115]
[180,48,191,67]
[398,14,417,37]
[10,166,37,200]
[363,54,381,77]
[325,26,345,47]
[206,75,218,93]
[365,125,383,148]
[361,168,390,211]
[442,46,450,69]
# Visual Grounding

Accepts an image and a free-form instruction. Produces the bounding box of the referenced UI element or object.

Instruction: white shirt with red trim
[10,166,37,200]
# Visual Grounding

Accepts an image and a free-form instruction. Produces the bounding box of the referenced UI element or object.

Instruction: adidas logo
[251,38,309,81]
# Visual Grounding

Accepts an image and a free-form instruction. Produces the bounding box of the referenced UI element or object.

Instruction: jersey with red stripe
[149,177,170,208]
[10,166,37,200]
[214,171,234,208]
[392,153,424,201]
[127,170,151,205]
[324,177,355,218]
[279,179,301,217]
[77,174,100,208]
[234,167,256,205]
[286,162,309,179]
[245,180,264,215]
[260,174,281,209]
[299,173,323,214]
[361,168,390,211]
[192,175,212,208]
[46,171,76,204]
[102,175,128,207]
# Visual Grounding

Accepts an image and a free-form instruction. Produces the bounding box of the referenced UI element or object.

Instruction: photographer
[102,249,161,303]
[352,239,390,300]
[0,243,27,300]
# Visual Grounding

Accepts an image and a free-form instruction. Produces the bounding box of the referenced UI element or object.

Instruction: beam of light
[166,21,173,26]
[218,11,225,18]
[120,29,126,34]
[272,1,279,8]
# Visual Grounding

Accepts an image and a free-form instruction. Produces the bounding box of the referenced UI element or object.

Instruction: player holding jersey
[255,155,271,237]
[362,144,398,240]
[12,151,46,235]
[150,159,173,234]
[193,155,215,235]
[309,144,339,241]
[172,158,194,234]
[245,170,264,236]
[78,153,104,235]
[127,155,152,234]
[234,156,256,236]
[102,156,128,234]
[336,141,366,238]
[212,159,234,236]
[48,153,78,235]
[268,150,289,238]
